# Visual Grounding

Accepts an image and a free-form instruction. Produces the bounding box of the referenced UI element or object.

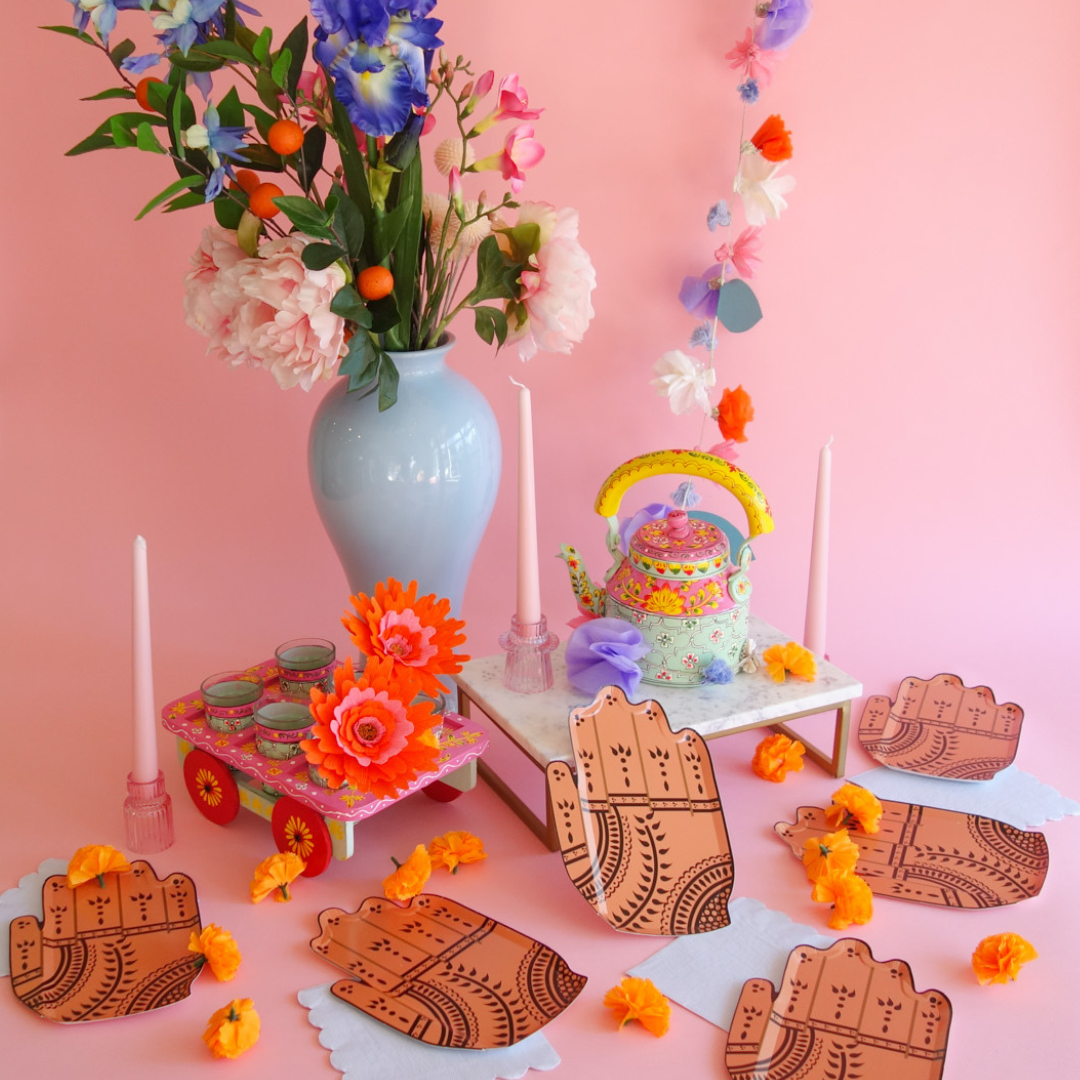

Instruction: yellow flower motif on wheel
[195,768,223,808]
[283,815,315,860]
[644,587,685,615]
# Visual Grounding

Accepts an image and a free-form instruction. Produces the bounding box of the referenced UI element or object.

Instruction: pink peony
[506,202,596,361]
[183,225,249,365]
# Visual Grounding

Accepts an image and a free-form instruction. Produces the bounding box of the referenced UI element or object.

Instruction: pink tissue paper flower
[725,28,776,86]
[714,226,764,279]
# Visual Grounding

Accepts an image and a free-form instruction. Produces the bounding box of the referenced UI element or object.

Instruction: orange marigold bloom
[811,870,874,931]
[429,830,487,874]
[603,977,671,1037]
[383,844,432,902]
[301,655,441,800]
[750,113,794,161]
[762,641,816,683]
[202,998,260,1059]
[802,829,860,882]
[67,845,131,889]
[751,732,806,782]
[824,782,884,835]
[716,384,755,443]
[342,578,469,699]
[189,924,242,981]
[250,852,306,903]
[972,932,1038,985]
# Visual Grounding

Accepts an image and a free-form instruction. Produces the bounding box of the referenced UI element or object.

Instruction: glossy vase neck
[387,335,454,377]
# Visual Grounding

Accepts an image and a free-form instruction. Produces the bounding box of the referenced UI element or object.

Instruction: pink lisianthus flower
[725,28,777,86]
[472,124,545,193]
[504,202,596,361]
[183,225,250,366]
[714,226,764,279]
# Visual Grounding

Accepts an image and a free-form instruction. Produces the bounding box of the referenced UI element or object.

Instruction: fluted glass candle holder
[500,614,559,693]
[123,770,174,853]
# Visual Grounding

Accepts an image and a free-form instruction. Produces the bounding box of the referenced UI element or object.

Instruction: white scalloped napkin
[0,858,69,977]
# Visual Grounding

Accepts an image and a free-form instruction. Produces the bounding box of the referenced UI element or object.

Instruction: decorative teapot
[559,449,774,686]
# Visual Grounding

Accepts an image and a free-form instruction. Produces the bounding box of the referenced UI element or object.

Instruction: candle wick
[825,435,834,449]
[508,375,528,390]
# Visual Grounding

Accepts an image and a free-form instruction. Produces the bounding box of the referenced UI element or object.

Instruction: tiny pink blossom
[713,226,764,279]
[708,440,741,462]
[473,69,495,99]
[725,28,776,86]
[448,165,464,209]
[493,124,545,192]
[495,73,543,121]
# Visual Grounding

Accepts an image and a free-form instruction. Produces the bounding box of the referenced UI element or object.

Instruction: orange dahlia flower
[811,869,874,931]
[972,932,1038,985]
[803,829,860,882]
[342,578,469,699]
[825,782,884,835]
[761,641,816,683]
[751,732,806,782]
[301,656,441,800]
[67,844,131,889]
[383,844,432,902]
[202,998,260,1058]
[429,830,487,874]
[189,924,242,981]
[603,977,671,1037]
[750,114,793,162]
[716,385,755,443]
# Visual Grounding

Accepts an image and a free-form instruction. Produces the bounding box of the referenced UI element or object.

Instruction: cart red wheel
[422,779,465,803]
[271,797,333,877]
[183,748,241,824]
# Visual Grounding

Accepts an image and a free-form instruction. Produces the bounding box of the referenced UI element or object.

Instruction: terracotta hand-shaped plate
[545,684,734,935]
[310,894,586,1049]
[859,674,1024,780]
[726,938,952,1080]
[776,796,1048,908]
[8,861,202,1022]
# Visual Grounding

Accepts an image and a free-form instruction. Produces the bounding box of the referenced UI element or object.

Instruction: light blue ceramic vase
[307,335,501,615]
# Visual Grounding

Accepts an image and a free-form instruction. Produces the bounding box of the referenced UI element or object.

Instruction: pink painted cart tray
[161,658,488,876]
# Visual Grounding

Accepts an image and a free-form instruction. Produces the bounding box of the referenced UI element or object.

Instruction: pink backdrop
[2,2,1078,1077]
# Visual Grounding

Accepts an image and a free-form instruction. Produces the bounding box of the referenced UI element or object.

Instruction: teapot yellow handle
[594,448,774,539]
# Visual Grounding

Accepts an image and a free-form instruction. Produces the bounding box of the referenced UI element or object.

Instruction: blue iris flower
[187,103,249,201]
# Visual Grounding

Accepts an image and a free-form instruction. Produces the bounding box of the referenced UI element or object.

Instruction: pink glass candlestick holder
[501,614,559,693]
[124,770,174,853]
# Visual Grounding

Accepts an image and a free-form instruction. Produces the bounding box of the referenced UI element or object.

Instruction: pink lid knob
[666,510,690,539]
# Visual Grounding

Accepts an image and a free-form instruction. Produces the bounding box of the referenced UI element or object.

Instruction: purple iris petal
[566,619,651,698]
[755,0,813,50]
[618,503,672,555]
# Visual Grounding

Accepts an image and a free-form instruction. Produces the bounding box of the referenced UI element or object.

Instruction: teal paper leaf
[715,279,763,334]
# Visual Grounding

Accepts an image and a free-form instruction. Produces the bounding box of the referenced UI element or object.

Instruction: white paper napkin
[0,858,69,977]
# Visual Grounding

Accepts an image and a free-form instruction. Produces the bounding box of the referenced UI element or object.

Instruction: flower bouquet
[51,1,596,408]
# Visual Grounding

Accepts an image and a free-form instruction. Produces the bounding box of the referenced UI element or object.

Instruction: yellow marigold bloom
[762,641,817,683]
[811,870,874,931]
[202,998,260,1059]
[972,932,1038,985]
[429,831,487,874]
[189,924,242,981]
[603,976,671,1037]
[67,845,131,889]
[250,851,306,903]
[824,782,884,834]
[383,844,432,902]
[802,829,860,882]
[751,732,806,782]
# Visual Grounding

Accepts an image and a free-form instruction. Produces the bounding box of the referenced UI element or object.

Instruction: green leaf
[383,153,423,349]
[235,25,258,53]
[164,190,207,212]
[466,235,520,304]
[81,87,136,101]
[39,25,95,45]
[339,332,381,388]
[273,195,329,230]
[169,83,195,158]
[473,306,508,347]
[377,355,400,411]
[331,99,374,254]
[270,48,291,90]
[224,0,238,41]
[330,285,372,326]
[243,103,277,140]
[373,194,413,262]
[146,80,171,114]
[302,243,346,271]
[383,112,423,171]
[109,39,136,69]
[110,116,136,148]
[281,18,308,98]
[366,293,401,335]
[169,51,225,73]
[256,68,283,113]
[332,184,365,259]
[237,144,284,171]
[135,174,204,220]
[214,192,246,229]
[252,27,272,65]
[136,122,166,153]
[216,86,244,129]
[194,40,256,64]
[297,125,326,194]
[67,112,167,156]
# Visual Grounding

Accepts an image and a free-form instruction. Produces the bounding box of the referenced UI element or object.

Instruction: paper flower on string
[761,641,816,682]
[825,783,884,835]
[971,933,1038,985]
[751,732,806,782]
[802,829,860,882]
[716,385,755,442]
[202,999,260,1059]
[189,924,242,981]
[707,200,732,230]
[714,226,764,279]
[250,852,306,903]
[66,845,131,889]
[735,150,796,227]
[429,831,487,874]
[701,658,734,684]
[383,844,432,902]
[604,977,671,1037]
[566,618,651,697]
[750,114,793,162]
[810,869,873,931]
[756,0,814,51]
[651,349,716,414]
[678,265,724,320]
[725,27,776,86]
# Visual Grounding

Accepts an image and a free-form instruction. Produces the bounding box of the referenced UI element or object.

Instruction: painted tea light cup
[275,638,336,700]
[254,700,313,761]
[200,672,264,734]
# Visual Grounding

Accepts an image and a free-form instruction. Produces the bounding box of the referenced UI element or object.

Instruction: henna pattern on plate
[8,861,202,1022]
[726,939,952,1080]
[545,685,734,935]
[310,894,586,1049]
[776,797,1048,908]
[859,674,1024,780]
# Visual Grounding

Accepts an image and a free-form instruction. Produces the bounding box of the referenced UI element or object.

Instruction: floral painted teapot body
[560,449,774,686]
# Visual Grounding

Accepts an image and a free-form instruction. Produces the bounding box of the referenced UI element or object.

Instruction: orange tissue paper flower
[383,844,432,903]
[716,384,755,443]
[189,924,242,981]
[751,733,806,782]
[825,783,884,835]
[603,977,671,1037]
[202,999,260,1059]
[811,870,874,931]
[67,845,131,889]
[751,114,794,162]
[429,831,487,874]
[803,829,860,882]
[761,641,816,683]
[250,851,306,903]
[972,932,1038,985]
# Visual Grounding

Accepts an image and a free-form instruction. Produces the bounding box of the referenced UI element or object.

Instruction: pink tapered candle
[803,437,832,658]
[511,377,542,626]
[132,535,158,784]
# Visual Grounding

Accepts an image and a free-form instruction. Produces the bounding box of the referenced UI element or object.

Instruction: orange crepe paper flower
[250,851,306,903]
[342,578,469,699]
[825,782,884,835]
[803,829,860,882]
[762,641,816,683]
[603,977,671,1037]
[972,933,1038,985]
[429,831,487,874]
[202,999,260,1059]
[383,844,432,902]
[811,870,874,931]
[66,844,131,889]
[751,732,806,782]
[189,924,242,981]
[716,384,755,443]
[301,655,441,800]
[750,113,794,162]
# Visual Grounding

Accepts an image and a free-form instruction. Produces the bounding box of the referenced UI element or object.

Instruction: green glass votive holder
[307,762,331,788]
[275,638,336,701]
[254,700,313,761]
[201,672,264,734]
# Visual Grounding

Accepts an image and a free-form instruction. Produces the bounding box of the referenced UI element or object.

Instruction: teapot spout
[558,545,606,618]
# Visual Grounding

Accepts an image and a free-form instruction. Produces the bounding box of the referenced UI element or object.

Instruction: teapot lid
[630,510,728,563]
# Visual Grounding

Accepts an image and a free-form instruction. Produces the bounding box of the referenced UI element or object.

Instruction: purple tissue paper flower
[701,657,733,684]
[755,0,813,51]
[618,502,672,554]
[566,619,651,698]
